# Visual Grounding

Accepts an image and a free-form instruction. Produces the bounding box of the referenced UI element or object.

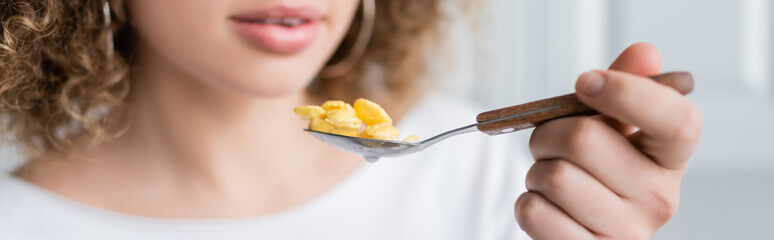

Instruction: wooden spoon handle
[475,71,694,136]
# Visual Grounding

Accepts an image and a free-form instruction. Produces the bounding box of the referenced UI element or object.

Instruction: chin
[213,70,317,98]
[232,80,309,98]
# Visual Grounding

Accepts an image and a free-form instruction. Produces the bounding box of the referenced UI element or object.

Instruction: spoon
[305,72,694,162]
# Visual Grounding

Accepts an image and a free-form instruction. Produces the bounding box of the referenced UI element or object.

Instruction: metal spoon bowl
[304,122,480,162]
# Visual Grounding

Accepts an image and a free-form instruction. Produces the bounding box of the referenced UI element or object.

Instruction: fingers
[514,192,596,240]
[529,116,665,197]
[608,42,662,76]
[574,70,702,170]
[527,116,684,238]
[525,159,626,237]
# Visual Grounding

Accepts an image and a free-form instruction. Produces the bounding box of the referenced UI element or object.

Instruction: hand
[514,43,702,239]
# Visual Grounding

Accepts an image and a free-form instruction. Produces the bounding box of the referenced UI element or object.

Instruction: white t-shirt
[0,93,531,240]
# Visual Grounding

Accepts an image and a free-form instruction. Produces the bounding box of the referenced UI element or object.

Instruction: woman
[0,0,702,239]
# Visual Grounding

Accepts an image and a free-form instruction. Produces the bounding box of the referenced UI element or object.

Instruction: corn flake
[309,118,335,133]
[321,100,352,111]
[354,98,392,125]
[324,109,362,129]
[294,105,326,119]
[363,123,400,140]
[402,134,420,142]
[330,128,361,137]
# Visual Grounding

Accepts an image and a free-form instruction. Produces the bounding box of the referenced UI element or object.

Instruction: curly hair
[0,0,450,160]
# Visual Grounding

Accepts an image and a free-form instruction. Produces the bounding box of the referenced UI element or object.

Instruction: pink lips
[229,4,322,54]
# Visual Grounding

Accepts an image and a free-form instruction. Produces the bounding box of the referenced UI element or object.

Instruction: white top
[0,93,531,240]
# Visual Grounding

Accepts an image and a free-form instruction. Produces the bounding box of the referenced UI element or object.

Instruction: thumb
[608,42,662,75]
[601,42,663,134]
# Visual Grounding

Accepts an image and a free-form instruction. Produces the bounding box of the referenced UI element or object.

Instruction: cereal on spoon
[294,98,419,142]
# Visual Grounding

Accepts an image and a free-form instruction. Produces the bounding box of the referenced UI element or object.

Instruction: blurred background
[436,0,774,239]
[2,0,772,239]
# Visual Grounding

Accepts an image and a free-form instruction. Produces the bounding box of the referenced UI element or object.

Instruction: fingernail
[578,71,606,96]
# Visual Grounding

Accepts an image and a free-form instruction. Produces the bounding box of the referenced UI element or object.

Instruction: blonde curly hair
[0,0,450,160]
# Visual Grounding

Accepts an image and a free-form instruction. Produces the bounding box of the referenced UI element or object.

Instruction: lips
[229,4,323,54]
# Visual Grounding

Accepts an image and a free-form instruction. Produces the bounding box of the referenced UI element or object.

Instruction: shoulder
[387,92,531,239]
[0,174,38,234]
[0,174,92,239]
[395,91,531,199]
[0,174,34,214]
